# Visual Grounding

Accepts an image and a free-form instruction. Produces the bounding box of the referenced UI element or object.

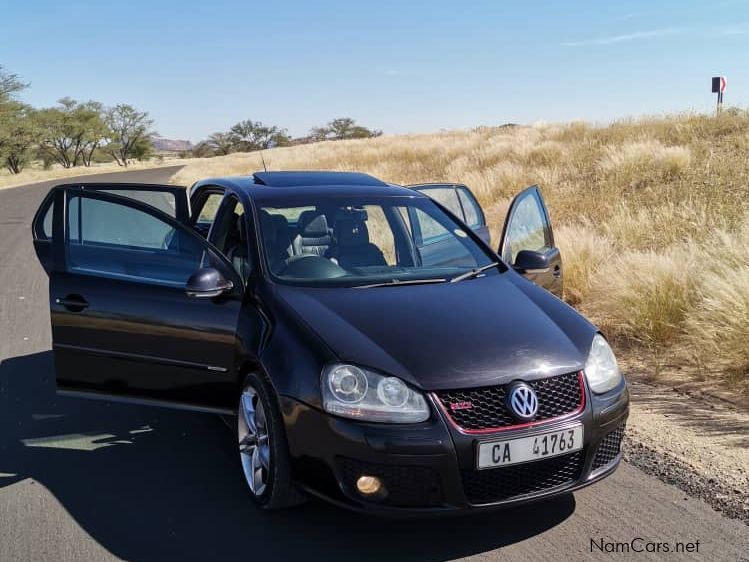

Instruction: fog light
[356,475,382,495]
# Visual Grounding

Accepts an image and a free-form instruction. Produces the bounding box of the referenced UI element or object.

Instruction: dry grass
[173,111,749,390]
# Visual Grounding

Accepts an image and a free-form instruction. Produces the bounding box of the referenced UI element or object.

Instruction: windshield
[257,195,499,287]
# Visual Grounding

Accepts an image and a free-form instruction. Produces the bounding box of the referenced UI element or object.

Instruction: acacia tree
[0,65,27,102]
[308,117,382,141]
[0,67,37,173]
[36,98,107,168]
[103,104,154,166]
[206,132,236,155]
[229,119,290,152]
[0,104,38,173]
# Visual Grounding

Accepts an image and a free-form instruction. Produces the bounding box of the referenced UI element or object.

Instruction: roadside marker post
[712,76,727,115]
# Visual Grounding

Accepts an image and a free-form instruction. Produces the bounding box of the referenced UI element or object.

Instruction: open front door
[499,185,563,298]
[32,182,190,274]
[33,184,243,413]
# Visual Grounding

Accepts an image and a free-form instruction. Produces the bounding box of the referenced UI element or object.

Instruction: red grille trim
[433,372,586,435]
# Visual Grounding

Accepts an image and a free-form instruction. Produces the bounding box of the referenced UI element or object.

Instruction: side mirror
[185,267,233,298]
[512,250,551,273]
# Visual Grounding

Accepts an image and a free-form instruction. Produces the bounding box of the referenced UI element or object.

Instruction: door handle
[55,295,89,311]
[552,265,562,278]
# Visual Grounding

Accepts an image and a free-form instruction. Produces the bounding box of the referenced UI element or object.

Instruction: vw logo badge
[506,383,539,421]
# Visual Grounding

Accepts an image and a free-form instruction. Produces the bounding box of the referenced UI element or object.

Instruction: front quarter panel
[256,283,336,408]
[506,269,598,357]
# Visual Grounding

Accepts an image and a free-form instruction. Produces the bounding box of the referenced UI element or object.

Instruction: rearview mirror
[512,250,551,273]
[185,267,233,298]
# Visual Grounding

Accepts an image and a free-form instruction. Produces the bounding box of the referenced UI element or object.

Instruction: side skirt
[57,388,235,415]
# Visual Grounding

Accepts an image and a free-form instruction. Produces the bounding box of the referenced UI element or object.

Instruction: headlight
[585,334,622,394]
[321,364,430,423]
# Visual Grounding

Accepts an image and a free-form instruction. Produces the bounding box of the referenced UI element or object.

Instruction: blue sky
[2,0,748,141]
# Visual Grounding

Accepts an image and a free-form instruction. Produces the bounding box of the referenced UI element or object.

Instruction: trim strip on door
[53,343,228,373]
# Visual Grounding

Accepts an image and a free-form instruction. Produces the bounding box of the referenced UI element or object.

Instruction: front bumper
[280,377,629,516]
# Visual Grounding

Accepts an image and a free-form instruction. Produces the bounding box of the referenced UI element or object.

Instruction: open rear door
[498,185,563,298]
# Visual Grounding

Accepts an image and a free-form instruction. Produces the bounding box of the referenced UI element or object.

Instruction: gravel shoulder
[623,379,749,523]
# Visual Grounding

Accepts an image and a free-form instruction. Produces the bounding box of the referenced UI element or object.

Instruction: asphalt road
[0,168,746,562]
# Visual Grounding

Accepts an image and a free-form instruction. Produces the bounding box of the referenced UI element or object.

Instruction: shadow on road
[0,351,575,561]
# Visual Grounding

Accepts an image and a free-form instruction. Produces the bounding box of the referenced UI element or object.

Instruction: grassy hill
[172,112,749,392]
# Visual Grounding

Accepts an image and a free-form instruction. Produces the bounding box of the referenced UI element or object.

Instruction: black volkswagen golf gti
[31,171,629,515]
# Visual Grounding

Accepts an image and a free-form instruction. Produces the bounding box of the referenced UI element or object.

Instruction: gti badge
[449,400,473,411]
[506,382,538,421]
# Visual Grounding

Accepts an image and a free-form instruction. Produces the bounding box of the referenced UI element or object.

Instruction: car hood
[275,272,596,391]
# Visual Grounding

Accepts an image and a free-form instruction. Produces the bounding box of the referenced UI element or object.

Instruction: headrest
[335,218,370,247]
[271,214,290,245]
[258,210,277,246]
[235,213,247,238]
[297,210,330,237]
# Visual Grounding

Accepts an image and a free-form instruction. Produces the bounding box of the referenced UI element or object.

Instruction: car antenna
[260,152,268,172]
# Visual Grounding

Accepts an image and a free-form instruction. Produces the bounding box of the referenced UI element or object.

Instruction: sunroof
[252,171,387,187]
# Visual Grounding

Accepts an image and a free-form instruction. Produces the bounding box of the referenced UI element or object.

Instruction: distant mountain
[151,136,193,152]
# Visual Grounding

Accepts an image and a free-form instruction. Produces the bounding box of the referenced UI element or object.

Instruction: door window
[212,197,252,281]
[502,191,551,263]
[424,187,463,219]
[42,201,54,239]
[38,189,178,241]
[66,192,220,288]
[101,189,177,217]
[192,191,224,237]
[457,187,483,227]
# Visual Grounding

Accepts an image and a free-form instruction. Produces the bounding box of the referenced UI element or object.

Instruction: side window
[66,193,216,288]
[413,208,451,245]
[458,188,482,227]
[42,200,54,239]
[192,192,224,236]
[425,187,464,220]
[38,190,178,241]
[363,205,396,264]
[410,207,480,268]
[212,197,252,281]
[68,195,172,248]
[503,192,550,263]
[100,189,177,217]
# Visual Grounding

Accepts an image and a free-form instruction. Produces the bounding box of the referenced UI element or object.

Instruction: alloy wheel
[238,387,271,496]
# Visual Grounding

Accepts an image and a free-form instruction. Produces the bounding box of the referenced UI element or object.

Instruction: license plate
[477,425,584,469]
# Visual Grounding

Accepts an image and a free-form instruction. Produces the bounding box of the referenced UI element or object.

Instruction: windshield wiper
[450,262,501,283]
[355,278,448,289]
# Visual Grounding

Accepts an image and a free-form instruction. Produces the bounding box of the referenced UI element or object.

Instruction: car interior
[187,190,491,285]
[262,207,395,276]
[255,202,487,282]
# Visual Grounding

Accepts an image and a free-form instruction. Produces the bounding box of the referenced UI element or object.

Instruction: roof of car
[252,171,387,187]
[194,171,422,202]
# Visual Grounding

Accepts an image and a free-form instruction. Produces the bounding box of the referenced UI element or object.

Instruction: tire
[237,371,306,509]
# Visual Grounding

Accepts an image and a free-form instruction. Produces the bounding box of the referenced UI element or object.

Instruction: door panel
[48,186,242,412]
[499,186,563,297]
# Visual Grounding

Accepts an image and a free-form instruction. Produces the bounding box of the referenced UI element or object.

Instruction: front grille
[337,457,443,507]
[461,451,584,504]
[592,424,626,470]
[435,372,584,432]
